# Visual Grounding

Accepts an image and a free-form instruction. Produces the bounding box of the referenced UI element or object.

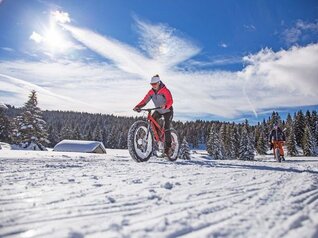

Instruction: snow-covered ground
[1,149,318,238]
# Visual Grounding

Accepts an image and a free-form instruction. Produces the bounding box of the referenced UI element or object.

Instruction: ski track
[0,150,318,238]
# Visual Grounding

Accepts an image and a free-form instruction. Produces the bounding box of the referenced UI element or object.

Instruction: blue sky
[0,0,317,122]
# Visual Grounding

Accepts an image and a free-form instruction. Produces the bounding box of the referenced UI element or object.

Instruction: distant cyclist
[269,124,286,161]
[133,74,173,155]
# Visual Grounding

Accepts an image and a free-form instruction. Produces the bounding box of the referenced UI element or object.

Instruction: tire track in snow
[1,151,317,238]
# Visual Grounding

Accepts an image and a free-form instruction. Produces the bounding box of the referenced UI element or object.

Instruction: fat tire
[128,120,153,162]
[275,148,281,163]
[166,128,180,161]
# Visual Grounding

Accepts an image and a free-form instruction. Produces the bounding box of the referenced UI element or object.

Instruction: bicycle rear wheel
[128,120,154,162]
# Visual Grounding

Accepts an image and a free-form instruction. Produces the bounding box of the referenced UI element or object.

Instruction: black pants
[152,110,173,148]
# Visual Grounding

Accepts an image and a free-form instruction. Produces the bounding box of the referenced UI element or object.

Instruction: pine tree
[286,122,298,156]
[73,127,82,140]
[256,130,267,155]
[285,113,293,138]
[218,123,227,158]
[93,126,103,141]
[238,123,255,160]
[86,131,93,141]
[295,110,305,147]
[0,107,12,143]
[16,91,49,149]
[179,137,191,160]
[227,125,237,159]
[60,126,74,140]
[106,128,117,148]
[47,125,60,147]
[305,110,312,128]
[269,111,282,128]
[117,132,126,149]
[207,125,223,159]
[310,111,318,149]
[302,124,315,156]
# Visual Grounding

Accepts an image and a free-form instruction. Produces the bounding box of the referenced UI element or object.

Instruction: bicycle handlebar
[139,107,161,112]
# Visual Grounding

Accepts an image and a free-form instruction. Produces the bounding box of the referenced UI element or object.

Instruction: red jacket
[136,83,173,114]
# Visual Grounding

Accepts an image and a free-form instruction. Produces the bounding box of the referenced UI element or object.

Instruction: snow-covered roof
[0,102,8,109]
[53,140,107,154]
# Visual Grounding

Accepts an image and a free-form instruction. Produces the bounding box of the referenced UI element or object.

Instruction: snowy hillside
[1,150,318,238]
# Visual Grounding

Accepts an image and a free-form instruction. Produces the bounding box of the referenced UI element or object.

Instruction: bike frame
[272,140,284,157]
[140,108,165,143]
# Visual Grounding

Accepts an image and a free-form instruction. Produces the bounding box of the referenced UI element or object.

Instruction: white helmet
[150,74,160,84]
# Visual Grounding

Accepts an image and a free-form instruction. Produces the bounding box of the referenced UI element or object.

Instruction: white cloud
[239,44,318,115]
[0,60,148,115]
[62,24,158,79]
[29,29,85,54]
[51,10,71,24]
[30,31,44,43]
[243,24,256,31]
[2,17,318,120]
[0,73,96,111]
[134,18,201,68]
[282,19,318,45]
[181,56,242,69]
[1,47,14,52]
[219,43,228,48]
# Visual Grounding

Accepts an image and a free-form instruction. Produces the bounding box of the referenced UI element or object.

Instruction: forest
[1,91,317,159]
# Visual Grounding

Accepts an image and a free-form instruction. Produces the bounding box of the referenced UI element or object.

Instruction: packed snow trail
[0,150,318,238]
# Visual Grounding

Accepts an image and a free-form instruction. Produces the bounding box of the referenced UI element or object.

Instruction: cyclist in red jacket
[133,74,174,155]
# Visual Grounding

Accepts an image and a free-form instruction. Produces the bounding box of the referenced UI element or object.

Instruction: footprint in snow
[68,231,84,238]
[132,179,142,184]
[93,183,103,187]
[107,196,116,203]
[162,182,173,190]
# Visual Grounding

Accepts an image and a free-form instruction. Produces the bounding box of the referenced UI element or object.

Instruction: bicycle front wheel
[128,120,154,162]
[166,128,180,161]
[275,148,281,162]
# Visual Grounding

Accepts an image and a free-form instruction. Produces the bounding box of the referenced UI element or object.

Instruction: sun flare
[44,27,65,51]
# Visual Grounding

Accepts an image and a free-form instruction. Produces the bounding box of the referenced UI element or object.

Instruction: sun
[44,27,66,51]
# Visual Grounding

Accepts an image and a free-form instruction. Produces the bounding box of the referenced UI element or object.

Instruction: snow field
[0,150,318,238]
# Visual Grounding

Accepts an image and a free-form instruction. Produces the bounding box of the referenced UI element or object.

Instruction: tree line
[1,91,317,159]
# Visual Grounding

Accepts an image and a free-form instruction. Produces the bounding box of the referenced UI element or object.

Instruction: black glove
[269,142,273,150]
[133,107,141,112]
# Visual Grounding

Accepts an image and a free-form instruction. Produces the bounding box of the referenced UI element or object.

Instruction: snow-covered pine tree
[93,126,103,142]
[295,110,305,147]
[73,127,82,140]
[302,124,315,156]
[233,125,240,159]
[256,130,267,155]
[86,131,93,141]
[227,124,237,159]
[207,124,223,159]
[219,124,227,150]
[311,111,318,148]
[16,90,49,149]
[60,126,74,140]
[238,122,255,160]
[106,128,117,148]
[117,132,126,149]
[0,106,12,143]
[179,137,191,160]
[269,111,282,128]
[285,113,293,138]
[286,122,298,156]
[305,110,312,129]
